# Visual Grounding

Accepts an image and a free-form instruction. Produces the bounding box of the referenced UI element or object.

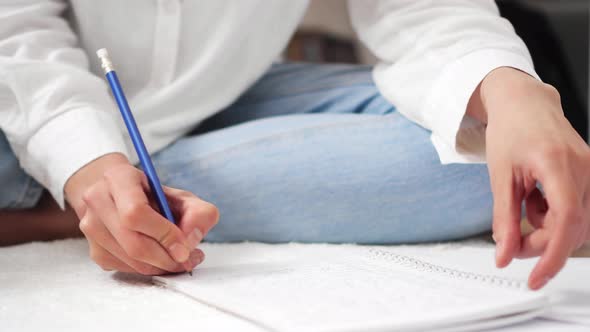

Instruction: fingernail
[189,250,205,267]
[530,276,551,290]
[169,243,190,263]
[187,228,203,249]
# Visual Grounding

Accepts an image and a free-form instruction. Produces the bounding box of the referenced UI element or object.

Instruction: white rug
[0,238,587,332]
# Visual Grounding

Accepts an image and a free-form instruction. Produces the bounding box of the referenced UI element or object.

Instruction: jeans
[0,63,494,244]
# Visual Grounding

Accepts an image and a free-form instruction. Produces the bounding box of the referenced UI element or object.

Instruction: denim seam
[236,82,377,106]
[7,177,28,209]
[6,175,42,209]
[24,177,44,207]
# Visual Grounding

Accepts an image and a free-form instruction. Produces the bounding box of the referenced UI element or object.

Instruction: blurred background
[287,0,590,141]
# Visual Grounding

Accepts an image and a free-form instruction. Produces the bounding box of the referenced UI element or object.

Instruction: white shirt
[0,0,538,207]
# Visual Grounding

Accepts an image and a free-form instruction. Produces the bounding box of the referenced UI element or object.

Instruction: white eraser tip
[96,48,109,58]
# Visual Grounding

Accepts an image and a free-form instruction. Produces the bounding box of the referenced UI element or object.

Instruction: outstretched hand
[477,68,590,289]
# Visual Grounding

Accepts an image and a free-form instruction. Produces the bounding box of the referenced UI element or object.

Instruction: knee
[431,164,494,239]
[366,163,494,244]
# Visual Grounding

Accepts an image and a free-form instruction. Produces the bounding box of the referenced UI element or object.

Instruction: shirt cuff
[23,108,129,209]
[426,49,540,164]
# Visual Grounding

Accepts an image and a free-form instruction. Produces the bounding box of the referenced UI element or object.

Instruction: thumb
[153,217,194,262]
[164,187,220,249]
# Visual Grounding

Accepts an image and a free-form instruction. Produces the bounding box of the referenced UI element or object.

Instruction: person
[0,1,588,290]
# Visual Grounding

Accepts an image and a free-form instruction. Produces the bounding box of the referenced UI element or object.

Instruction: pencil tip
[188,271,193,276]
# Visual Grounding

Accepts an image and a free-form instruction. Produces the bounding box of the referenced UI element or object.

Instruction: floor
[0,233,588,331]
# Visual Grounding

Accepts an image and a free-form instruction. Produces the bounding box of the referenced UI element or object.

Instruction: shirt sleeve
[0,0,129,208]
[348,0,540,164]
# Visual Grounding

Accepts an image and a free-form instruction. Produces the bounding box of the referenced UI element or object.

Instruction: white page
[377,244,590,326]
[156,243,547,332]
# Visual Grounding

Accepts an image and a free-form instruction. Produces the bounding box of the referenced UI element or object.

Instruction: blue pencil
[96,48,176,225]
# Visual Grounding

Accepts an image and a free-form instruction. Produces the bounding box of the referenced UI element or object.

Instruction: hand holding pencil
[63,50,219,275]
[78,160,216,275]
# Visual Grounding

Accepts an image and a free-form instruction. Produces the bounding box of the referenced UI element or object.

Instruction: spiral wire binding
[368,248,527,290]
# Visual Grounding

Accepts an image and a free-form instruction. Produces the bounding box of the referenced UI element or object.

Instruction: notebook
[155,243,548,332]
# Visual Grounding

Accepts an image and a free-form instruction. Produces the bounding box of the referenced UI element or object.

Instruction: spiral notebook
[155,243,548,332]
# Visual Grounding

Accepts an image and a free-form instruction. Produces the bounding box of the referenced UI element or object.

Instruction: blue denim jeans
[0,63,494,244]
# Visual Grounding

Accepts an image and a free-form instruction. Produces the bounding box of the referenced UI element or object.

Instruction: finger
[528,174,581,289]
[516,228,550,259]
[102,168,193,264]
[490,167,523,268]
[80,210,171,275]
[525,187,548,229]
[88,240,136,273]
[164,186,219,248]
[83,182,189,273]
[528,227,575,290]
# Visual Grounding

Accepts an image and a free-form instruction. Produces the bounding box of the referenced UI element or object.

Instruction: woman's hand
[65,153,219,275]
[476,67,590,289]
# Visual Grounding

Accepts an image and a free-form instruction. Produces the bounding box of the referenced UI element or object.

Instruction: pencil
[97,48,192,275]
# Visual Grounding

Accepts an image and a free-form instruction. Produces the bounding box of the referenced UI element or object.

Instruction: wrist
[481,67,538,98]
[466,68,530,124]
[478,67,561,122]
[64,152,130,214]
